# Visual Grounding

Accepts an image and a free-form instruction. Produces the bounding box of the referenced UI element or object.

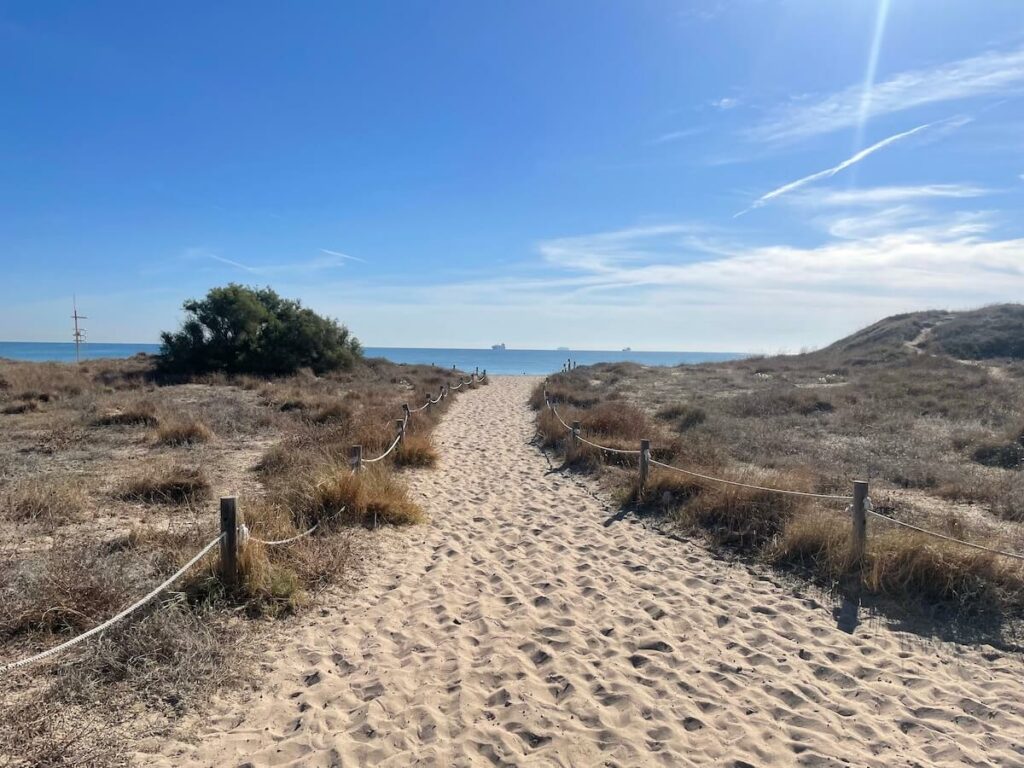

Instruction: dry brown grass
[0,693,127,768]
[534,365,1024,619]
[2,399,39,415]
[2,478,86,528]
[94,399,160,427]
[865,529,1023,607]
[154,417,214,446]
[394,433,439,467]
[768,510,854,581]
[0,354,466,762]
[0,543,147,637]
[117,462,210,504]
[302,463,425,527]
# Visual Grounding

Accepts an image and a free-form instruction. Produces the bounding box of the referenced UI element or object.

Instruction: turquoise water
[0,342,744,374]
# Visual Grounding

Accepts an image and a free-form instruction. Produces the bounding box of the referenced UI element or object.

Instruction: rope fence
[0,533,225,673]
[544,389,1024,563]
[2,369,487,673]
[249,523,319,547]
[648,458,853,502]
[867,509,1024,562]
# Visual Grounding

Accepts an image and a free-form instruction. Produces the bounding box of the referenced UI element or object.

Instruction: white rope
[649,459,852,501]
[546,399,647,456]
[1,533,225,673]
[578,434,643,455]
[362,431,403,464]
[547,399,850,501]
[867,510,1024,561]
[250,523,319,546]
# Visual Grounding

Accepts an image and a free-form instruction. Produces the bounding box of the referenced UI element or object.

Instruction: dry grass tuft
[655,402,707,431]
[769,510,854,580]
[154,417,214,446]
[394,433,438,467]
[2,478,87,527]
[299,463,425,527]
[94,399,160,427]
[864,530,1022,607]
[0,693,126,768]
[117,463,210,504]
[0,544,147,637]
[676,475,809,551]
[308,400,351,425]
[2,400,40,415]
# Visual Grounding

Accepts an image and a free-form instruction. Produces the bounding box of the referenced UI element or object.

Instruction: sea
[0,342,745,376]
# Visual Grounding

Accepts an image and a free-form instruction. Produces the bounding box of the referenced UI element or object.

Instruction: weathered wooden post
[571,420,581,448]
[349,445,362,472]
[403,403,411,423]
[396,418,406,445]
[475,366,479,376]
[441,385,446,400]
[851,480,868,564]
[219,496,239,587]
[639,439,651,500]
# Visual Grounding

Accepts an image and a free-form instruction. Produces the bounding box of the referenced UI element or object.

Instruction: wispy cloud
[528,213,1024,302]
[736,121,944,216]
[320,248,366,263]
[281,205,1024,350]
[812,183,990,207]
[208,254,260,273]
[750,45,1024,143]
[711,97,739,110]
[198,251,359,276]
[649,126,707,145]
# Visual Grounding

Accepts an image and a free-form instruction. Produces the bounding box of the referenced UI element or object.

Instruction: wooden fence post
[396,418,406,445]
[350,445,362,472]
[571,420,581,448]
[219,496,238,587]
[639,439,651,499]
[441,385,446,400]
[403,403,411,423]
[851,480,868,564]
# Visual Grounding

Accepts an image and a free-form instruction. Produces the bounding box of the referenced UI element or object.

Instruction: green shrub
[158,284,361,376]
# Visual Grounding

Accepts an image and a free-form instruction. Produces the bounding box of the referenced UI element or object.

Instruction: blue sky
[2,1,1023,352]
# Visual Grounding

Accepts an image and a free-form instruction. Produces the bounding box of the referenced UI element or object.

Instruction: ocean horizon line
[0,341,748,374]
[0,340,748,355]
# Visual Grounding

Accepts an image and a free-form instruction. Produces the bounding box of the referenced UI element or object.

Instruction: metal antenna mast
[72,296,87,363]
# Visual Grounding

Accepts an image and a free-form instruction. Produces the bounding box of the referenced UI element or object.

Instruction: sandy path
[144,377,1024,767]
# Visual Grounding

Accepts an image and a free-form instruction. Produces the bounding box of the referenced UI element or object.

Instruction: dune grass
[0,354,471,762]
[534,373,1024,618]
[154,416,214,446]
[117,462,211,504]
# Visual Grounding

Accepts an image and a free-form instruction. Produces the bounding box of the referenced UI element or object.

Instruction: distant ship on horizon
[622,347,632,352]
[491,343,506,351]
[556,346,569,351]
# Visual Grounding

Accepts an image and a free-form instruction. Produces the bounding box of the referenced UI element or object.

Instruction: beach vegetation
[158,284,362,376]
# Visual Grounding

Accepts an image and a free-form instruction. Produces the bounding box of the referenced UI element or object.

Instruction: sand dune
[141,376,1024,767]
